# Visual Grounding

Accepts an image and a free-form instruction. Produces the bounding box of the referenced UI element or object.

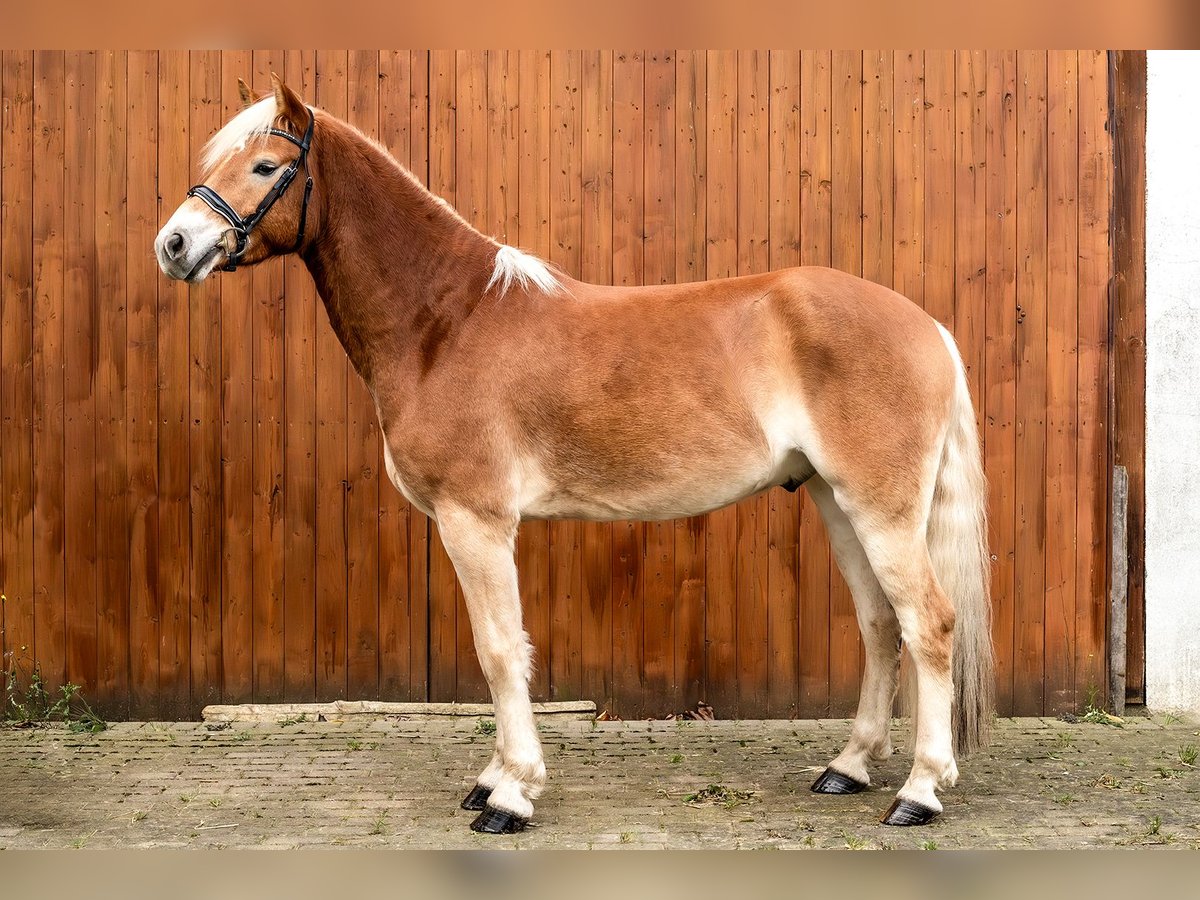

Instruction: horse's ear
[237,78,256,109]
[270,72,308,133]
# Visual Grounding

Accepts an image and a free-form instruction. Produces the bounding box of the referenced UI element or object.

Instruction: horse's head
[156,73,315,282]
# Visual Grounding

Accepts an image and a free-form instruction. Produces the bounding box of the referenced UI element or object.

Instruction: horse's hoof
[880,798,940,827]
[810,767,868,795]
[470,805,528,834]
[460,784,493,811]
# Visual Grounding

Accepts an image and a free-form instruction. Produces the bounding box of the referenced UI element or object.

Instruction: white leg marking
[436,504,545,820]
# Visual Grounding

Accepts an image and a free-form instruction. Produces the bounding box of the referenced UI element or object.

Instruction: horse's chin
[168,245,225,283]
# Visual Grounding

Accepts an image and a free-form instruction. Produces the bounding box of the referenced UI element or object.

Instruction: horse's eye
[253,161,278,176]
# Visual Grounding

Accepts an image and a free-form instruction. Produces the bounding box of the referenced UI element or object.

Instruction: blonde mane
[201,97,282,172]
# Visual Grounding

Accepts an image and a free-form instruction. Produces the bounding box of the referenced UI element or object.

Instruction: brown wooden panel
[1,52,36,693]
[516,49,553,703]
[312,50,349,702]
[93,50,130,716]
[673,50,706,715]
[1014,50,1049,714]
[281,49,319,701]
[797,50,832,717]
[1044,51,1080,712]
[579,49,615,712]
[1110,51,1146,704]
[63,51,99,700]
[642,50,676,715]
[0,51,1127,718]
[345,49,382,701]
[766,50,801,719]
[828,50,863,715]
[1075,50,1113,707]
[157,49,191,718]
[702,50,737,720]
[451,50,487,702]
[125,50,160,717]
[377,49,415,700]
[984,51,1019,716]
[250,50,287,704]
[611,50,646,717]
[549,50,585,703]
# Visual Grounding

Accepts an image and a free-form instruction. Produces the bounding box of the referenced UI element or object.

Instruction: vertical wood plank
[954,52,988,416]
[516,50,553,703]
[862,52,894,289]
[924,51,955,328]
[1074,50,1112,708]
[126,50,160,716]
[376,49,414,700]
[894,51,925,309]
[704,50,738,719]
[828,50,864,715]
[1044,51,1079,713]
[642,50,676,713]
[157,49,191,716]
[766,50,800,718]
[312,50,348,701]
[1109,51,1146,704]
[426,49,458,702]
[451,50,488,702]
[216,51,253,703]
[580,49,615,711]
[611,50,645,716]
[1,52,37,696]
[1014,50,1049,714]
[249,50,287,703]
[673,50,706,713]
[32,50,67,694]
[985,50,1019,715]
[736,50,770,719]
[282,49,318,701]
[344,49,382,701]
[406,51,431,702]
[93,51,130,715]
[549,50,585,702]
[63,51,99,699]
[188,50,223,711]
[797,50,832,716]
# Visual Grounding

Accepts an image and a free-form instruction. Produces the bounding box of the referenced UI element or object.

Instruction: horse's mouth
[183,244,225,282]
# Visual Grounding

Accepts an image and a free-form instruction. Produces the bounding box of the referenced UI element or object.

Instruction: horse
[155,73,994,834]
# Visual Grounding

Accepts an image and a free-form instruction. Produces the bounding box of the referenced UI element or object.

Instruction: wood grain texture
[0,51,1131,718]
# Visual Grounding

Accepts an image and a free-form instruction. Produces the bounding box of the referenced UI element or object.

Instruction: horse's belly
[518,446,810,523]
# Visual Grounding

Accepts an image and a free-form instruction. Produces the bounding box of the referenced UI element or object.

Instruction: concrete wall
[1146,50,1200,715]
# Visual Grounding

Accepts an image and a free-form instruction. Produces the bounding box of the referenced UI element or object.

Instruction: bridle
[186,107,315,271]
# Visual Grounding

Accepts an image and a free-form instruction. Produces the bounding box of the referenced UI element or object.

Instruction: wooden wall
[0,51,1119,720]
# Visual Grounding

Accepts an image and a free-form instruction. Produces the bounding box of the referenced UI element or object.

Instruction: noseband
[186,108,315,271]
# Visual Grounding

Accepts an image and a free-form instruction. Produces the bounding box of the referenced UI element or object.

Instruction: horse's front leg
[435,502,545,834]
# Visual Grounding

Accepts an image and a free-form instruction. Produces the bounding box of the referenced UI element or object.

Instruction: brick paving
[1,715,1197,849]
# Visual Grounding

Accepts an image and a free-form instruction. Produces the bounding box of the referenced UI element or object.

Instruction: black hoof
[460,784,493,811]
[880,797,940,827]
[470,805,528,834]
[810,767,868,795]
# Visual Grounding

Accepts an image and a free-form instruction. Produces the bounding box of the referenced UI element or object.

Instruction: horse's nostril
[165,232,185,260]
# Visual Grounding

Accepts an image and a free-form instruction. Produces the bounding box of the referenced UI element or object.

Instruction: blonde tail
[928,325,995,756]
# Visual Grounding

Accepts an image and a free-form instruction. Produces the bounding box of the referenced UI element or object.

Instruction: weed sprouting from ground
[475,719,497,736]
[683,784,756,810]
[3,651,106,733]
[277,713,309,726]
[1178,744,1198,767]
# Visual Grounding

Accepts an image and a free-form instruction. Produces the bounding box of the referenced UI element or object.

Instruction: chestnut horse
[156,75,994,833]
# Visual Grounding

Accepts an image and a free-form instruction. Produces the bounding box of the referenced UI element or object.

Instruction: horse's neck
[300,120,496,384]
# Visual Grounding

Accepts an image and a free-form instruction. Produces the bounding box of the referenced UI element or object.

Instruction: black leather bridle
[186,107,315,271]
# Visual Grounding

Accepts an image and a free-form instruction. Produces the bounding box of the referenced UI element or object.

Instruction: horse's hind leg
[806,476,902,794]
[435,503,546,833]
